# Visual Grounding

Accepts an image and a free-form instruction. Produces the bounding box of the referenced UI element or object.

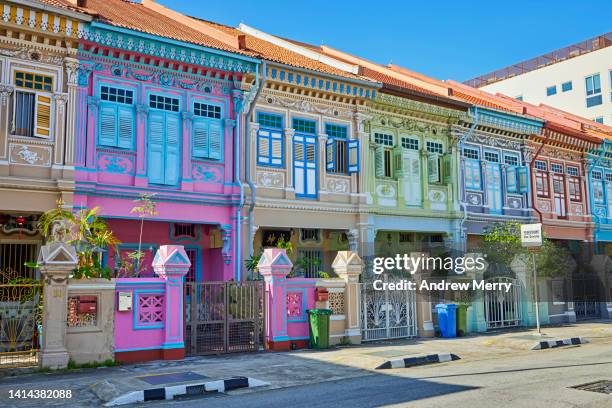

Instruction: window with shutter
[13,71,53,138]
[165,114,180,185]
[442,154,452,184]
[326,138,336,171]
[465,159,481,190]
[506,166,518,193]
[193,101,223,160]
[257,112,284,167]
[375,145,385,178]
[98,86,135,148]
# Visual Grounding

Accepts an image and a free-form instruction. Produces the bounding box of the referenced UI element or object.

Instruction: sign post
[520,223,543,334]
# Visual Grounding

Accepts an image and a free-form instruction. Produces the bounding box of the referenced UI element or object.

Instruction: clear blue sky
[162,0,612,81]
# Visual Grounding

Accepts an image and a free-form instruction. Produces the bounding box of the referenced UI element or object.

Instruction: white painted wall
[481,47,612,124]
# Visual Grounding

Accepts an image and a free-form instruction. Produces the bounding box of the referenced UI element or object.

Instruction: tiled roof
[192,19,371,81]
[74,0,257,57]
[35,0,82,12]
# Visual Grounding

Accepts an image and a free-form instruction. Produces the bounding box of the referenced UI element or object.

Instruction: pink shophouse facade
[74,22,260,282]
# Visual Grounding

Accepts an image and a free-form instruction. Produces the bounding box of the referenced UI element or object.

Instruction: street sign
[520,223,542,248]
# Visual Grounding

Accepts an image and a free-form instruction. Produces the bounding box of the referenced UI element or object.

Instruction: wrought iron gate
[484,277,521,329]
[0,279,43,368]
[360,278,417,341]
[573,277,600,320]
[184,281,264,355]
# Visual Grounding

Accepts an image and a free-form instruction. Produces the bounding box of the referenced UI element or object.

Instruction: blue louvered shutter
[506,166,517,193]
[165,114,180,185]
[99,105,117,146]
[148,111,164,184]
[348,139,360,173]
[192,119,209,158]
[117,106,134,149]
[326,139,336,171]
[518,166,529,193]
[257,130,270,165]
[270,130,283,165]
[208,121,223,160]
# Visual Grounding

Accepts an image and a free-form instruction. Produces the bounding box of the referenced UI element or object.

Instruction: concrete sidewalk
[1,321,610,407]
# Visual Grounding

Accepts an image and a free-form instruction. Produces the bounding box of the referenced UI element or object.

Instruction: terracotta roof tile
[191,19,371,81]
[76,0,256,57]
[35,0,82,12]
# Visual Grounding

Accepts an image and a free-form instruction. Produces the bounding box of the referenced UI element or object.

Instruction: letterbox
[78,296,97,314]
[315,287,329,302]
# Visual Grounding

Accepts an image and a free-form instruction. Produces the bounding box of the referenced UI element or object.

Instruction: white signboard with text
[520,223,542,248]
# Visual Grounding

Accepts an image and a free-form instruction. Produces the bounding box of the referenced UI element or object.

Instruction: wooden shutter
[34,93,51,138]
[427,155,440,183]
[518,166,529,193]
[394,147,404,178]
[147,111,164,184]
[193,120,209,158]
[270,130,283,165]
[257,130,270,164]
[165,114,180,185]
[294,136,305,195]
[99,105,117,146]
[348,139,359,173]
[403,151,421,206]
[506,166,517,193]
[208,121,222,160]
[442,154,452,184]
[117,106,134,149]
[375,145,385,178]
[305,137,317,196]
[326,139,336,171]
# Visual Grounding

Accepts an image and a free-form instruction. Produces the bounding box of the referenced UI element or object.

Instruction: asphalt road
[159,343,612,408]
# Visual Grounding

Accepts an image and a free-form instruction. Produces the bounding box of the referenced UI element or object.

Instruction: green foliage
[317,271,331,279]
[482,221,574,278]
[275,235,293,256]
[245,252,262,280]
[33,201,120,279]
[130,194,158,268]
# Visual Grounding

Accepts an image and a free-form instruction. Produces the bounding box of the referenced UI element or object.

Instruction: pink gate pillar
[258,248,293,351]
[152,245,191,360]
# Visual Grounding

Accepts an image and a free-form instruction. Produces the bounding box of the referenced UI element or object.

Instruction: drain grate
[570,380,612,395]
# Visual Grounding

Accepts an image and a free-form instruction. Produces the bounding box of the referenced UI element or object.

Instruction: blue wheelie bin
[436,304,457,338]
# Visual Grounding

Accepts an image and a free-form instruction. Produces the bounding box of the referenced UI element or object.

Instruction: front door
[486,163,502,213]
[293,134,317,198]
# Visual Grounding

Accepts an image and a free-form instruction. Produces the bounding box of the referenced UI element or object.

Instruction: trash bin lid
[307,309,332,315]
[435,303,457,309]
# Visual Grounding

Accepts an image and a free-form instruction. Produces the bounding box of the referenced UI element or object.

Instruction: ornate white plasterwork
[263,93,352,119]
[0,46,64,66]
[257,171,284,188]
[326,177,350,193]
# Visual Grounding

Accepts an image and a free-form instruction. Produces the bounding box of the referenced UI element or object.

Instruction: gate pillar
[332,251,362,344]
[152,245,191,360]
[38,242,78,369]
[258,248,292,350]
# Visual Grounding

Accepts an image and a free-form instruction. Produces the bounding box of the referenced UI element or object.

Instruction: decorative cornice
[375,92,465,121]
[0,45,64,65]
[261,91,354,119]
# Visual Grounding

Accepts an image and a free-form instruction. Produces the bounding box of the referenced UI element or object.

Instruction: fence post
[38,242,78,369]
[152,245,191,360]
[257,248,292,350]
[332,251,362,344]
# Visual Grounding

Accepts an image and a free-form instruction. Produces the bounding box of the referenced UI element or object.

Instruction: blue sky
[162,0,612,81]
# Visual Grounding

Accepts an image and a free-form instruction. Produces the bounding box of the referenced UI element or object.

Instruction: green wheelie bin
[308,309,332,349]
[456,304,469,337]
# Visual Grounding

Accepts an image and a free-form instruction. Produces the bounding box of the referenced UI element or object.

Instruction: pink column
[85,96,99,181]
[134,104,149,187]
[257,248,293,351]
[152,245,191,360]
[181,111,194,191]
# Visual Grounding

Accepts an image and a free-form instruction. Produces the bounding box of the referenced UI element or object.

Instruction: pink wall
[114,278,166,353]
[74,62,242,281]
[285,279,317,340]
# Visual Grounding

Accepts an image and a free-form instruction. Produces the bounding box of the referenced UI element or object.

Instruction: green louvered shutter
[375,145,385,178]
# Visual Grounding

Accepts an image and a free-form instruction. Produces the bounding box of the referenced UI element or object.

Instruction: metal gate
[184,281,263,355]
[0,278,43,368]
[573,277,600,320]
[484,277,522,329]
[360,278,417,341]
